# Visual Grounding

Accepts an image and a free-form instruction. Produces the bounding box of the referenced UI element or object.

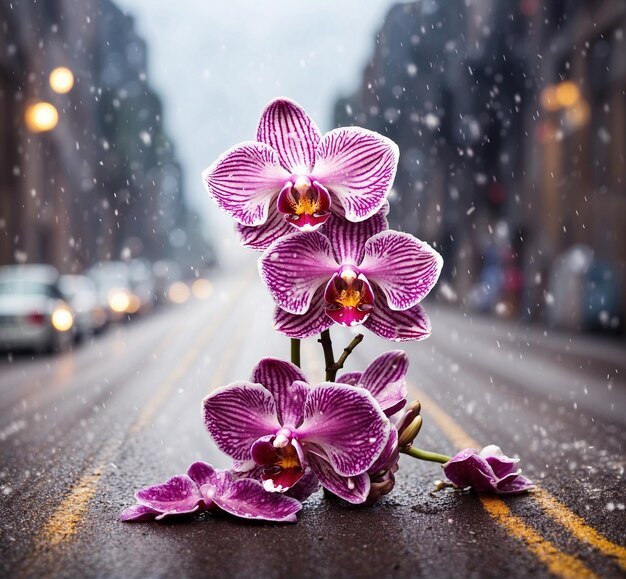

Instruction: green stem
[318,329,335,381]
[327,334,364,381]
[290,338,301,368]
[401,446,452,464]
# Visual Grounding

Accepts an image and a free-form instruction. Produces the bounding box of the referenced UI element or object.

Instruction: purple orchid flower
[259,210,443,341]
[120,461,302,523]
[203,357,391,504]
[202,97,399,250]
[443,445,535,495]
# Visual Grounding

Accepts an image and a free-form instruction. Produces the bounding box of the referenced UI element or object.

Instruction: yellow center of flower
[275,442,302,471]
[291,176,320,216]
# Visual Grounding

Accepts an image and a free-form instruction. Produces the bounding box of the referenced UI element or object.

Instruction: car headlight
[108,289,131,313]
[51,308,73,331]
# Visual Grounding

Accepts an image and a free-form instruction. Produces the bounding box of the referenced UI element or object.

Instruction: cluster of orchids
[122,99,532,524]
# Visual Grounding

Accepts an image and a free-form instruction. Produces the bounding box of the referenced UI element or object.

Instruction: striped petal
[257,98,321,174]
[306,452,370,504]
[360,231,443,311]
[323,208,388,265]
[259,231,337,315]
[251,358,309,427]
[364,288,432,342]
[359,351,408,415]
[202,141,289,226]
[135,475,203,519]
[313,127,399,222]
[211,472,302,523]
[299,383,390,477]
[203,382,281,461]
[235,198,294,251]
[273,286,333,339]
[335,371,362,386]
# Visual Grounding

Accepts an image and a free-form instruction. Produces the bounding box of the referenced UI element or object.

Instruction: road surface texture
[1,265,625,579]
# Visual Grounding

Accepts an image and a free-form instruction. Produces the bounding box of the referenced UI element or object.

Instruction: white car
[0,265,76,353]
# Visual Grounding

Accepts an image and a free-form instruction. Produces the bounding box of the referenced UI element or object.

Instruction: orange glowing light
[555,81,580,108]
[49,67,74,94]
[24,102,59,132]
[540,86,560,112]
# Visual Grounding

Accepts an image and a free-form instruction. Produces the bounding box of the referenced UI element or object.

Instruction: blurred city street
[1,0,626,577]
[1,264,624,578]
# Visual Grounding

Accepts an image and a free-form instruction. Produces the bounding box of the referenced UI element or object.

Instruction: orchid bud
[399,415,423,450]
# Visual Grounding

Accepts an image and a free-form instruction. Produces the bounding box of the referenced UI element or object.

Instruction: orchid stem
[290,338,301,368]
[402,446,452,464]
[327,334,364,381]
[318,329,335,381]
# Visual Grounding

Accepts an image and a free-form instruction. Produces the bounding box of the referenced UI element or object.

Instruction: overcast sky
[115,0,399,254]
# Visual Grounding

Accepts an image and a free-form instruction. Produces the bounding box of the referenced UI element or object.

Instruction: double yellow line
[413,386,626,578]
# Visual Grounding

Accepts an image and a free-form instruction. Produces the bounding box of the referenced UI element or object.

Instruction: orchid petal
[251,358,308,427]
[203,382,281,461]
[299,383,390,477]
[313,127,399,222]
[235,204,294,251]
[120,504,160,522]
[364,288,432,342]
[285,467,321,502]
[323,208,388,264]
[360,231,443,310]
[359,351,408,415]
[212,475,302,523]
[368,427,399,475]
[273,286,333,339]
[187,461,220,489]
[335,371,362,386]
[479,445,520,478]
[495,473,535,494]
[259,232,337,314]
[202,141,289,227]
[257,97,321,174]
[135,475,203,517]
[443,450,496,492]
[306,452,370,504]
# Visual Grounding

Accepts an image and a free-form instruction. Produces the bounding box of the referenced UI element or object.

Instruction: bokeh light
[49,67,74,93]
[191,278,212,300]
[24,101,58,132]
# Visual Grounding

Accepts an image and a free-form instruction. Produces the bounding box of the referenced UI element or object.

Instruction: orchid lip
[323,269,375,327]
[277,178,331,230]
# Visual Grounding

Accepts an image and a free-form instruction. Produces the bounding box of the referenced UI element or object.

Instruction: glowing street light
[540,81,582,112]
[24,101,59,132]
[49,66,74,94]
[555,81,580,108]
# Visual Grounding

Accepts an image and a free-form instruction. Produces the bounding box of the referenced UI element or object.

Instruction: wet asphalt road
[1,264,625,579]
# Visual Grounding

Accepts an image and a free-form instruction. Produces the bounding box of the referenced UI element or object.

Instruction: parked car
[59,274,107,339]
[0,264,76,353]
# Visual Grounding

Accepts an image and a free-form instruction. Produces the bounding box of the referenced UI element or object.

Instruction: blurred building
[334,0,625,332]
[0,0,212,273]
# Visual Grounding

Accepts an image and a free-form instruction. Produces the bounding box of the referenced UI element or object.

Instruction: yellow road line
[480,496,597,579]
[532,489,626,572]
[413,386,623,576]
[43,461,109,546]
[39,326,185,547]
